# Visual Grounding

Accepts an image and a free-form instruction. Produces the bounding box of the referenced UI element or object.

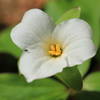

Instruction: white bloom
[11,9,96,82]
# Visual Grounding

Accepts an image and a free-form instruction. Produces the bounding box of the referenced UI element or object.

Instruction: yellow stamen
[50,44,56,51]
[48,44,62,57]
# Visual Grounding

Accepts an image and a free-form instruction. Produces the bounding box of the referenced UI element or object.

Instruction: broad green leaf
[78,60,90,77]
[45,0,69,22]
[56,7,81,24]
[83,72,100,91]
[0,74,68,100]
[74,91,100,100]
[56,67,83,90]
[0,27,21,57]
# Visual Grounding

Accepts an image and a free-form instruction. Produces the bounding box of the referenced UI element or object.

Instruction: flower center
[48,44,62,57]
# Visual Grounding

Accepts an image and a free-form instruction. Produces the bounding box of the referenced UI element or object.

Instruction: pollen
[48,44,62,57]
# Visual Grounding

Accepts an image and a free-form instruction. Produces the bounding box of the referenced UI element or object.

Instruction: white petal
[52,18,92,47]
[11,9,55,50]
[52,18,96,66]
[33,57,67,81]
[19,51,67,82]
[19,49,50,82]
[64,39,96,66]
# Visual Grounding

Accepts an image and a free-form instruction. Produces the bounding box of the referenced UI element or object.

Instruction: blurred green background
[0,0,100,100]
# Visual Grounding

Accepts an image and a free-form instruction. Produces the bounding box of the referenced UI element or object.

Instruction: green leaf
[45,0,81,24]
[83,72,100,91]
[74,91,100,100]
[78,60,90,77]
[0,74,68,100]
[56,7,81,24]
[56,67,83,90]
[0,27,21,57]
[45,0,68,22]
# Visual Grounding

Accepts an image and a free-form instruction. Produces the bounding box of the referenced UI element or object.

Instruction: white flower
[11,9,96,82]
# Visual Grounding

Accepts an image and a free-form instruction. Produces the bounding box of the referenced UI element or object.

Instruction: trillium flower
[11,9,96,82]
